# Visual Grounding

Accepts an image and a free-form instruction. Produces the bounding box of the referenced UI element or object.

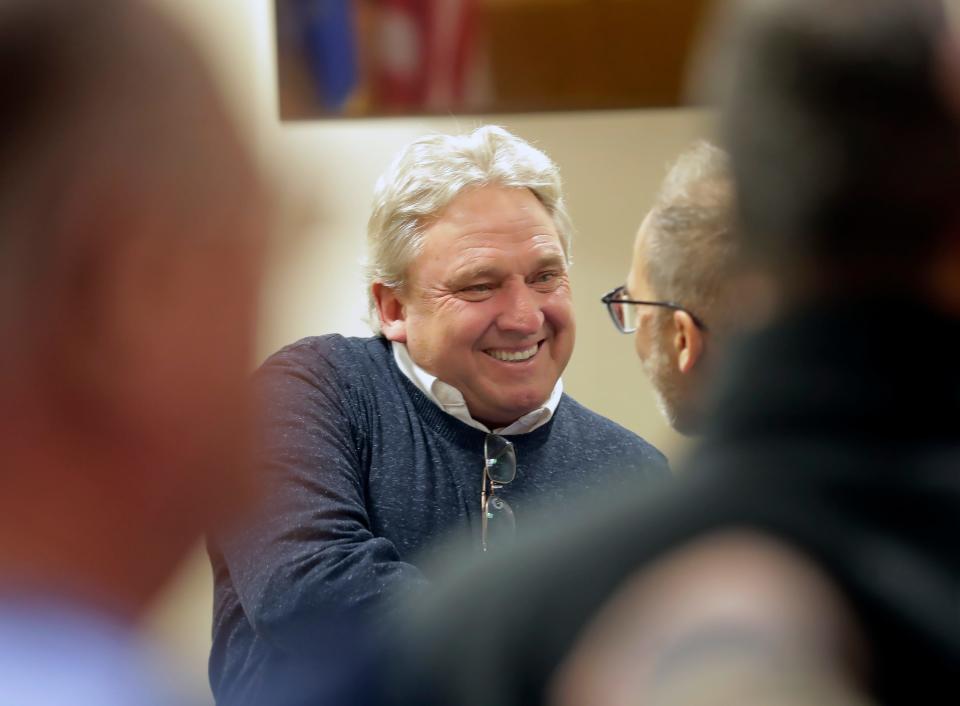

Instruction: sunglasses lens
[484,495,516,548]
[485,435,517,484]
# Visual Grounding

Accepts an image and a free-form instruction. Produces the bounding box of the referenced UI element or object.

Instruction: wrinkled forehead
[418,184,561,251]
[419,228,566,281]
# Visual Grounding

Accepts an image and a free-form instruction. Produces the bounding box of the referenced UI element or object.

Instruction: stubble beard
[641,334,685,432]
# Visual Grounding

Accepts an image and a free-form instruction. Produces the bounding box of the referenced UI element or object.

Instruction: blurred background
[145,0,799,701]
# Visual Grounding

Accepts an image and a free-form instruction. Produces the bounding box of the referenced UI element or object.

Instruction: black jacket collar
[704,296,960,446]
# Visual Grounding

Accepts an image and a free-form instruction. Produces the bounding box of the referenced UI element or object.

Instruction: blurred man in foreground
[602,141,739,434]
[389,1,960,704]
[0,0,266,703]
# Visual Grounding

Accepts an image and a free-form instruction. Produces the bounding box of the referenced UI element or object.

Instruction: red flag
[371,0,481,112]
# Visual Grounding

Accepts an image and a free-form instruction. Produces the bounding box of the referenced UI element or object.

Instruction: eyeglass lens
[484,434,517,484]
[610,288,638,332]
[484,495,516,548]
[483,434,517,550]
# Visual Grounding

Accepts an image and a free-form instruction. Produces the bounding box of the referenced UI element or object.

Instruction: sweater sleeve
[220,340,429,654]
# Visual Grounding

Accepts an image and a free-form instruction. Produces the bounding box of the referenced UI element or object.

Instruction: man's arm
[220,342,428,654]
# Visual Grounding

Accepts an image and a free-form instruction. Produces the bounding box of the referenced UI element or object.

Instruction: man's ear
[672,310,704,375]
[372,282,407,342]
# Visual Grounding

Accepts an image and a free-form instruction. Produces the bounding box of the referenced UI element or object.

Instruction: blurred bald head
[707,0,960,302]
[0,0,266,615]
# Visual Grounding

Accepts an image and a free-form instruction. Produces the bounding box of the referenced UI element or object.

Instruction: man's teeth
[487,344,539,362]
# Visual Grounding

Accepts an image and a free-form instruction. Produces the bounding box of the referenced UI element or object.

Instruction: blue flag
[296,0,358,111]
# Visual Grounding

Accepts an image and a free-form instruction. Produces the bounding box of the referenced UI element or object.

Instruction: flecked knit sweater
[209,335,668,704]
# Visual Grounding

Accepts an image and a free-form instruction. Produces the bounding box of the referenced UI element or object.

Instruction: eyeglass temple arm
[480,466,489,551]
[600,290,709,332]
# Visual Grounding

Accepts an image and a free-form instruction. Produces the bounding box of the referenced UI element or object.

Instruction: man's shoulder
[259,334,393,378]
[555,393,669,468]
[554,393,650,444]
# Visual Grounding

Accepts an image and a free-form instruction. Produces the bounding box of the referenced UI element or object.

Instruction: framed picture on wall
[275,0,711,119]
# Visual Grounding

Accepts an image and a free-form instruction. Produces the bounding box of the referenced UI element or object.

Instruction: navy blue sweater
[209,335,667,704]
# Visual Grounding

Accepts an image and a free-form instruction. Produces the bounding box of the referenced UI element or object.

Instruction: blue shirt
[0,595,188,706]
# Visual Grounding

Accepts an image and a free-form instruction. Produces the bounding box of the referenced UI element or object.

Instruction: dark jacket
[392,299,960,706]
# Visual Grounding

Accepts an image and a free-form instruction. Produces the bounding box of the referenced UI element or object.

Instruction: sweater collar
[392,368,563,452]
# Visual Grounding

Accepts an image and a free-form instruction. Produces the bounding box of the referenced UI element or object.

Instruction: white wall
[146,1,711,702]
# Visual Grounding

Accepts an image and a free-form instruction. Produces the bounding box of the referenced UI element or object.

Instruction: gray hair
[365,125,573,333]
[644,141,737,328]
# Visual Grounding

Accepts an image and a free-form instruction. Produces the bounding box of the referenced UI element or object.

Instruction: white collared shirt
[391,341,562,435]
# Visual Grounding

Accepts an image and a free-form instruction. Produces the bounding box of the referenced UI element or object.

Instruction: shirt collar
[391,341,562,435]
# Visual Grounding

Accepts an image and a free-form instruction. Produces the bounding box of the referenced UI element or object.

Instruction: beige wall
[147,1,710,702]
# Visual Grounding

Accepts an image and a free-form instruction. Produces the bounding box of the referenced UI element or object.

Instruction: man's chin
[474,391,553,428]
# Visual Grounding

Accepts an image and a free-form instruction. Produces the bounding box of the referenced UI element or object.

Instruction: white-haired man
[602,141,737,434]
[209,125,668,704]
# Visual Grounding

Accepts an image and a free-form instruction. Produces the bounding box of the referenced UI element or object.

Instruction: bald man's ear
[672,310,704,375]
[372,282,407,342]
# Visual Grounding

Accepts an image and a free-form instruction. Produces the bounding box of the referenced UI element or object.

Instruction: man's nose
[496,280,544,335]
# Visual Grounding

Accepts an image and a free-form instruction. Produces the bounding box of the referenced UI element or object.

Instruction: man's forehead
[424,185,555,238]
[443,237,564,277]
[456,242,565,270]
[419,211,565,260]
[627,212,655,293]
[636,211,655,247]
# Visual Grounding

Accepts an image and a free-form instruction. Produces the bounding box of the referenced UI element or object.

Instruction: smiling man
[376,183,574,429]
[209,126,668,704]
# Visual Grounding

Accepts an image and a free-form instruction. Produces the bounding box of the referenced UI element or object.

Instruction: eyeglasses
[601,285,708,334]
[482,434,517,552]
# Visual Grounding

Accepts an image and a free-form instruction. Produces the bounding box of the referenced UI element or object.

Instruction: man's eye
[458,283,495,299]
[534,272,558,284]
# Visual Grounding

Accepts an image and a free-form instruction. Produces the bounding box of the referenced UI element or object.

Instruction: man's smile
[483,341,543,363]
